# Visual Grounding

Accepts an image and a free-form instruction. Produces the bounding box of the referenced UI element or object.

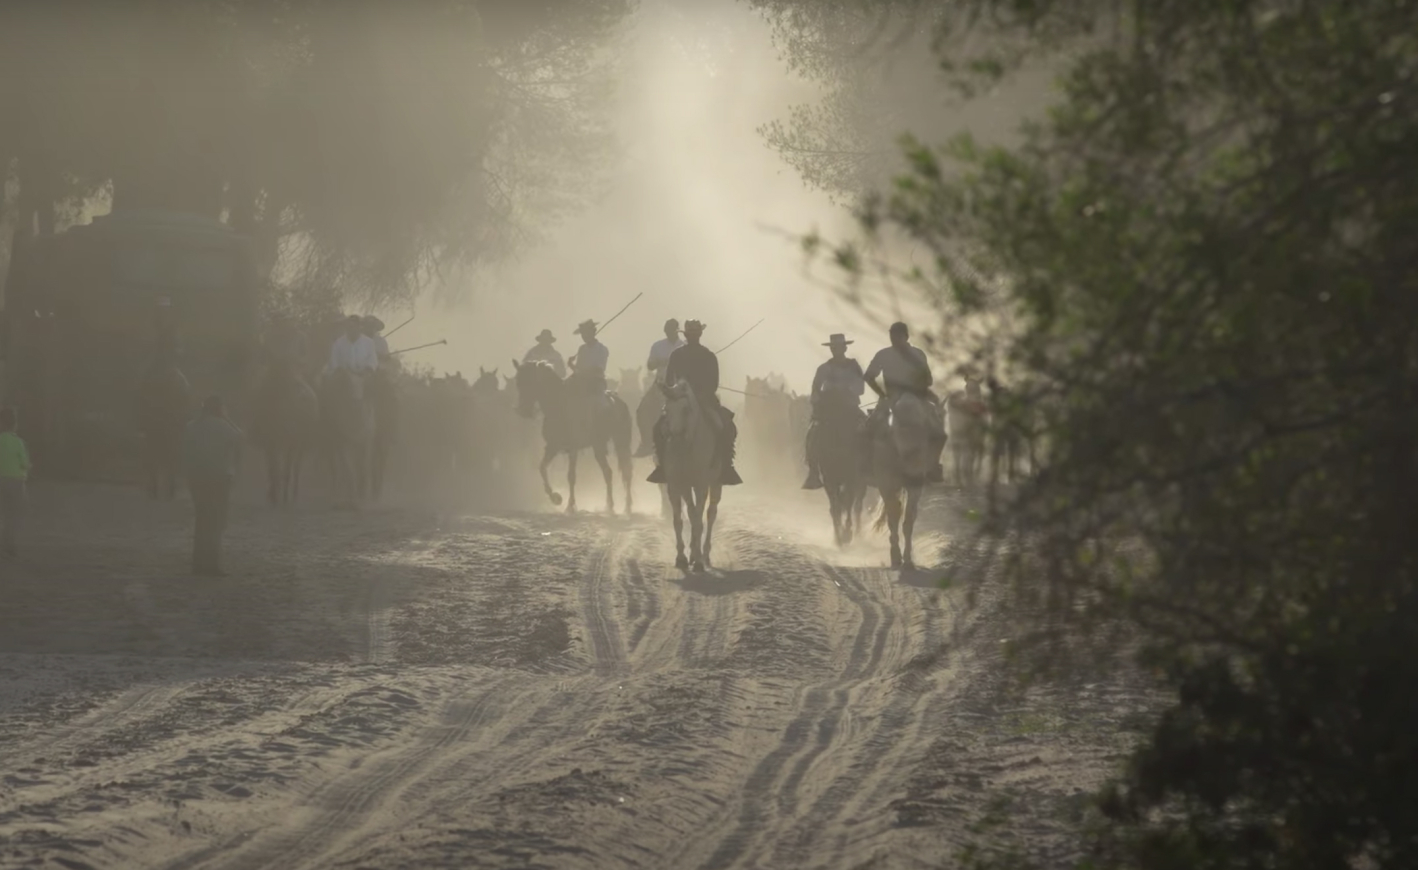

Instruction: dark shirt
[812,357,865,403]
[183,415,244,479]
[664,343,719,399]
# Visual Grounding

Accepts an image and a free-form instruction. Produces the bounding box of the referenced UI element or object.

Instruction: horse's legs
[687,486,706,571]
[826,481,844,546]
[566,450,579,513]
[660,484,671,519]
[538,445,560,505]
[620,443,634,517]
[903,484,922,568]
[703,484,721,569]
[594,446,614,513]
[671,489,688,570]
[884,488,904,568]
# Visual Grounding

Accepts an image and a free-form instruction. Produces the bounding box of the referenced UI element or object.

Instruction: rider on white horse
[802,333,866,490]
[647,320,742,486]
[863,322,946,482]
[635,319,684,457]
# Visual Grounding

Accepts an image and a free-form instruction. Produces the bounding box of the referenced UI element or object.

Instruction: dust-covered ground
[0,472,1159,869]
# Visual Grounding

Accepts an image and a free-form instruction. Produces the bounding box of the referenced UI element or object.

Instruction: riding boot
[802,462,823,490]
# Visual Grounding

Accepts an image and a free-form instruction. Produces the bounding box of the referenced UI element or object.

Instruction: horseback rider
[568,320,609,394]
[802,333,866,490]
[648,320,742,486]
[523,328,566,378]
[635,318,684,457]
[863,322,947,481]
[326,314,379,395]
[362,316,391,365]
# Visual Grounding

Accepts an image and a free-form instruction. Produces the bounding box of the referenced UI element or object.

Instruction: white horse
[872,393,943,568]
[661,379,723,572]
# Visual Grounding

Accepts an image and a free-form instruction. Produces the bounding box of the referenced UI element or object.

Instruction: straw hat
[822,333,854,347]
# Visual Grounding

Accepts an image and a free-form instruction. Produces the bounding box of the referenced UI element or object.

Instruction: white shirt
[371,335,389,357]
[647,337,685,384]
[864,344,932,393]
[327,333,380,373]
[573,339,609,374]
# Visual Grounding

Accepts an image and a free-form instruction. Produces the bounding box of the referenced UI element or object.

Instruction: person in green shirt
[0,406,30,558]
[182,396,244,576]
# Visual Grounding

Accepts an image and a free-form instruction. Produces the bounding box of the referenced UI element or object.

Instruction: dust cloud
[392,0,1058,396]
[393,1,870,395]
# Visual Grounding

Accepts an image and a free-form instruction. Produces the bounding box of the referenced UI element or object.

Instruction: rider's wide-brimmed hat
[823,333,854,347]
[363,315,385,331]
[575,319,598,336]
[683,319,706,333]
[535,328,556,343]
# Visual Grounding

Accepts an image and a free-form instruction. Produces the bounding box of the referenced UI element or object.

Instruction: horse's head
[472,367,500,397]
[512,358,555,418]
[661,379,699,441]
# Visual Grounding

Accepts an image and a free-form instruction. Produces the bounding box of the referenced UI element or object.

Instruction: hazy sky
[390,0,1054,394]
[391,1,875,394]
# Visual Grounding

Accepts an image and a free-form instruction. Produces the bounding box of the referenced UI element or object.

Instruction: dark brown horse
[512,359,633,514]
[252,362,320,505]
[811,400,868,547]
[366,368,399,500]
[137,359,191,499]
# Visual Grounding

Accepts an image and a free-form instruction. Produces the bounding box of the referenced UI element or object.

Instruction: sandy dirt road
[0,481,1148,869]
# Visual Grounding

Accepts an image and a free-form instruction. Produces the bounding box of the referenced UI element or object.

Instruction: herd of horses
[135,351,1033,574]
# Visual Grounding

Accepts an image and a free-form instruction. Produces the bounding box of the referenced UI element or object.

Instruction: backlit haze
[393,1,872,395]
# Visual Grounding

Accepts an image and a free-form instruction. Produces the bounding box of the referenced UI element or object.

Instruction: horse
[136,360,191,500]
[319,367,375,508]
[366,368,400,500]
[947,388,988,488]
[512,359,633,514]
[617,367,643,419]
[812,399,868,547]
[871,393,944,568]
[251,362,320,505]
[660,379,723,572]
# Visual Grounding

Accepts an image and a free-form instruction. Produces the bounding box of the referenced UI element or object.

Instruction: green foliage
[0,0,629,307]
[766,0,1418,866]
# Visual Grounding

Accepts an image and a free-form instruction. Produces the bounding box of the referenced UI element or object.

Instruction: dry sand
[0,476,1157,869]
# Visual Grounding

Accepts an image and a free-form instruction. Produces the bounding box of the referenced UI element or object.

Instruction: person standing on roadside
[182,396,244,576]
[0,407,31,558]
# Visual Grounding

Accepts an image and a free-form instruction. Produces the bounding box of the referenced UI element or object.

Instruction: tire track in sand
[686,535,900,870]
[160,672,524,870]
